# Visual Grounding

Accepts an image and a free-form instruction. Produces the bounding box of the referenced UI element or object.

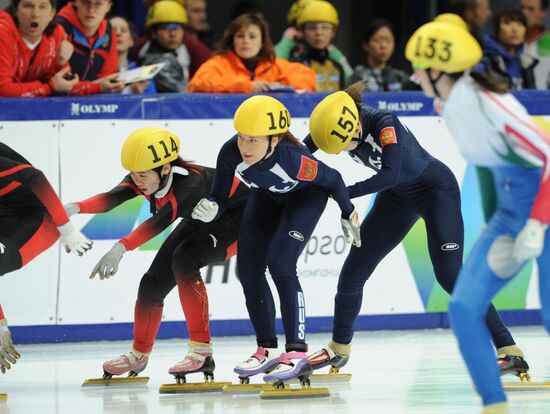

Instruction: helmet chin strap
[149,166,170,214]
[253,135,274,166]
[427,68,444,98]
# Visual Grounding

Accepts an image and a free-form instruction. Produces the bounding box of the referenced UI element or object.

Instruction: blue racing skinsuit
[442,76,550,406]
[209,135,354,352]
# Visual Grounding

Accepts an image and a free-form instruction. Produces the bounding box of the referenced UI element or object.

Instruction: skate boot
[103,350,149,378]
[82,349,150,387]
[306,340,351,382]
[160,342,231,394]
[260,351,330,399]
[233,346,280,383]
[497,345,530,381]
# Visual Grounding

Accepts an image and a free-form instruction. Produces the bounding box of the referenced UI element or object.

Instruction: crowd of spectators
[0,0,549,98]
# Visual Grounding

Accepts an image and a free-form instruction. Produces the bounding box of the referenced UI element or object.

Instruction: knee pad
[487,235,522,279]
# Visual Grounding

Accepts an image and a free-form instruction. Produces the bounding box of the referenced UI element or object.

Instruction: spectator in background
[187,13,316,93]
[348,18,411,92]
[522,0,550,89]
[110,16,155,94]
[56,0,125,95]
[185,0,211,48]
[275,0,352,91]
[475,9,538,90]
[0,0,79,97]
[450,0,492,42]
[137,0,210,91]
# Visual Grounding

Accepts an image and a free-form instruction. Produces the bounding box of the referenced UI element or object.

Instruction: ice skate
[160,342,230,394]
[307,340,352,383]
[0,393,7,402]
[82,350,150,387]
[223,346,285,394]
[260,351,330,399]
[499,346,550,391]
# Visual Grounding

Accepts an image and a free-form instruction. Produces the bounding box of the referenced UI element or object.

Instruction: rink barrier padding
[9,310,543,344]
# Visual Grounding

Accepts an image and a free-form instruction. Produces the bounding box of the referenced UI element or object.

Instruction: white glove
[192,198,219,223]
[341,208,361,248]
[64,202,80,217]
[0,319,20,374]
[58,222,93,256]
[513,219,547,263]
[90,242,126,280]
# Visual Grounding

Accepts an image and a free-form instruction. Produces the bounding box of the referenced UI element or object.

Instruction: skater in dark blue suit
[192,95,361,385]
[305,82,525,374]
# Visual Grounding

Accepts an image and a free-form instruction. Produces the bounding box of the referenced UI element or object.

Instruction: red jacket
[0,10,66,97]
[187,51,316,93]
[56,2,118,95]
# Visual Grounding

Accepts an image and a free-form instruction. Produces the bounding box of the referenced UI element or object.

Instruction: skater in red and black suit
[65,127,248,380]
[0,142,93,373]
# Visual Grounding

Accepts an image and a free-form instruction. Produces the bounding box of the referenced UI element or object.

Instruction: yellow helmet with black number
[309,91,359,154]
[433,13,468,31]
[146,0,188,28]
[296,0,338,27]
[234,96,291,136]
[405,16,482,73]
[121,127,181,172]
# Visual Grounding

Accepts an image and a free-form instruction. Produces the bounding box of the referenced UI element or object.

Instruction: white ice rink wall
[0,91,548,343]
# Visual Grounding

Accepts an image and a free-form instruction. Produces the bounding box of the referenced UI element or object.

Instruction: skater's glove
[58,222,93,256]
[63,202,80,217]
[90,242,126,280]
[341,208,361,248]
[513,219,547,263]
[191,198,219,223]
[0,319,20,374]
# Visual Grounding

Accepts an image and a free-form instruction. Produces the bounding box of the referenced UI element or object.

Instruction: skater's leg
[266,189,327,352]
[421,181,516,349]
[333,193,417,345]
[538,231,550,333]
[237,191,280,348]
[449,229,520,406]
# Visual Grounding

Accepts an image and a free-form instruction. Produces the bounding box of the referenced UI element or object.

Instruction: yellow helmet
[433,13,468,31]
[146,0,188,28]
[296,0,338,27]
[121,127,181,172]
[405,18,482,73]
[287,0,318,25]
[234,96,291,136]
[309,91,359,154]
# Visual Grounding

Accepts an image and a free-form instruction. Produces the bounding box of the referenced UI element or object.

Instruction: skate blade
[503,382,550,391]
[260,386,330,399]
[82,376,150,387]
[0,393,7,402]
[159,381,232,394]
[307,373,352,383]
[223,383,289,394]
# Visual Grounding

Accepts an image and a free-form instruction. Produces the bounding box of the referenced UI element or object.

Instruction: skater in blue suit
[406,15,550,414]
[305,82,527,380]
[191,95,361,385]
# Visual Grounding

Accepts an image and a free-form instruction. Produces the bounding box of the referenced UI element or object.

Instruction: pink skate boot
[102,350,148,378]
[168,342,215,382]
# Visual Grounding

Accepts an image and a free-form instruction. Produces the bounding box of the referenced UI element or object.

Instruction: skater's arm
[208,136,242,218]
[301,134,319,154]
[348,112,403,199]
[75,175,141,214]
